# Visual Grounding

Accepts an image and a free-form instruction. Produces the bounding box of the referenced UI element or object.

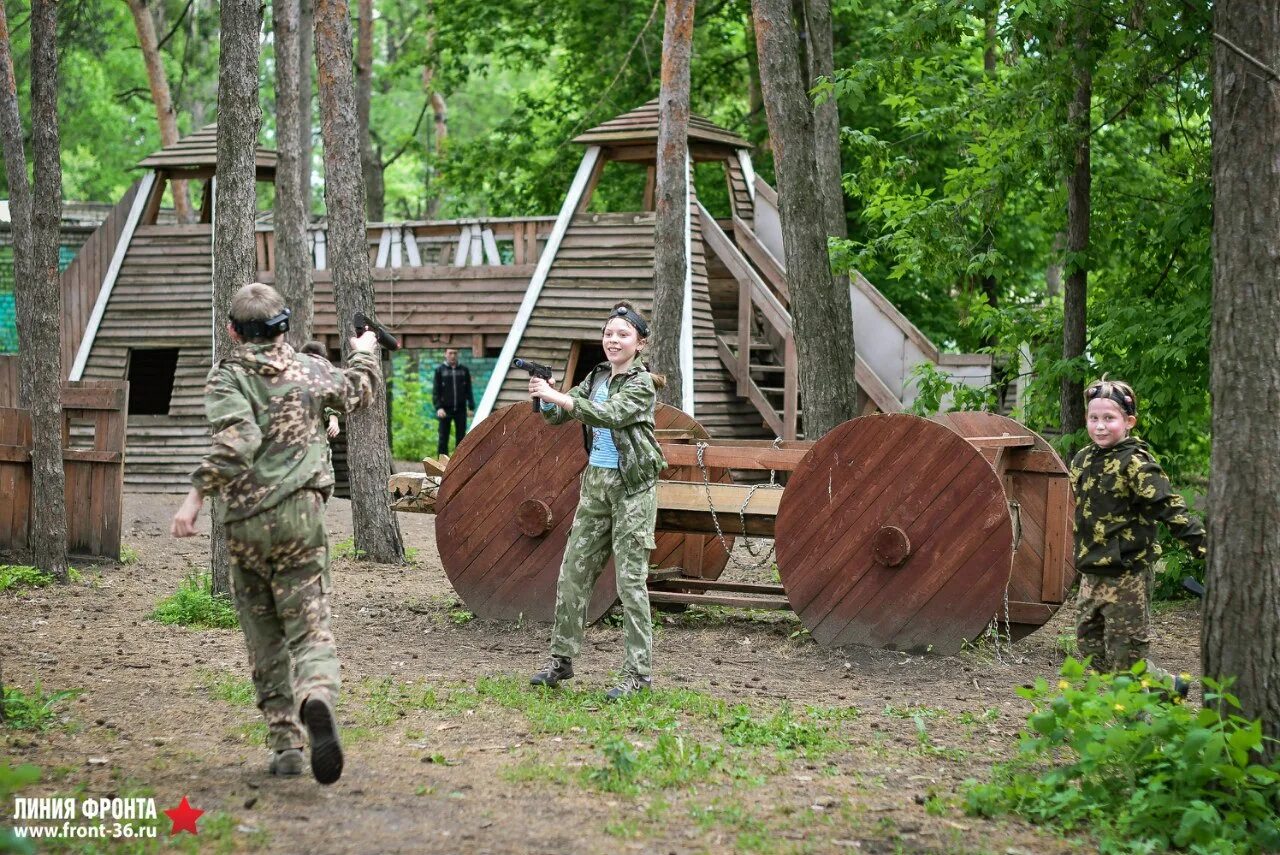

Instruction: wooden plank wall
[493,209,769,440]
[0,355,17,407]
[0,381,127,559]
[59,180,143,376]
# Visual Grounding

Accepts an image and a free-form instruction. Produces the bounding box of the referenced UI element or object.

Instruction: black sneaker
[302,696,344,785]
[530,656,574,687]
[604,673,652,701]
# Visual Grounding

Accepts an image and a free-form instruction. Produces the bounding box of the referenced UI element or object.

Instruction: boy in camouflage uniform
[527,303,668,700]
[1069,378,1206,688]
[171,283,381,783]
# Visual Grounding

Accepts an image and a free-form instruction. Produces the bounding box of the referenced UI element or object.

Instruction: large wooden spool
[434,403,732,622]
[932,411,1075,635]
[775,414,1016,653]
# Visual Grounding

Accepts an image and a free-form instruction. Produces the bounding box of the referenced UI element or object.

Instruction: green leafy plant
[332,536,366,560]
[118,545,140,565]
[0,565,54,593]
[964,658,1280,854]
[0,760,40,854]
[390,354,441,460]
[2,681,82,731]
[149,572,239,630]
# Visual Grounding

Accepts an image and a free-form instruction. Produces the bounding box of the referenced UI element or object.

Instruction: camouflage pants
[550,466,657,677]
[226,490,339,751]
[1076,565,1167,677]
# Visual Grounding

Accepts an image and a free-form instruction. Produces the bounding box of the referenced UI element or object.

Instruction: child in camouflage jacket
[1069,378,1206,685]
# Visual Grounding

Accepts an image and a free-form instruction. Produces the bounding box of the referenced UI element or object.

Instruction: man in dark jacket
[432,347,473,456]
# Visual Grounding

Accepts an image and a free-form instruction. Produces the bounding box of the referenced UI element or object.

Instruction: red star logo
[163,796,203,836]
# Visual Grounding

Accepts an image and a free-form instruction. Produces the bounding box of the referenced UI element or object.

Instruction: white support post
[453,224,472,266]
[737,149,757,203]
[679,152,695,416]
[390,226,403,268]
[313,229,327,269]
[375,228,393,267]
[403,228,422,266]
[69,172,157,381]
[480,227,501,265]
[473,146,602,423]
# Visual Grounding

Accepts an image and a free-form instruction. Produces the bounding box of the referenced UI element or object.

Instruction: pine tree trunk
[1060,10,1091,446]
[650,0,694,409]
[802,0,844,239]
[1203,0,1280,761]
[126,0,195,223]
[355,0,383,221]
[744,18,769,158]
[0,0,68,579]
[315,0,404,564]
[274,0,313,346]
[750,0,859,438]
[211,0,264,595]
[422,6,446,218]
[299,0,315,216]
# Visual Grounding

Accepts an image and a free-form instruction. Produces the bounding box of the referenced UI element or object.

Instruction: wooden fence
[0,380,128,560]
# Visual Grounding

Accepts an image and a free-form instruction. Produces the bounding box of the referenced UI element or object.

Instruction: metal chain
[695,439,785,572]
[989,500,1023,663]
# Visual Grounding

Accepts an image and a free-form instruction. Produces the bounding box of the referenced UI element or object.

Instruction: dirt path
[2,492,1203,853]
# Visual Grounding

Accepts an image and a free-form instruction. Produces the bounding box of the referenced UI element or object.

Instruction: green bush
[2,681,82,731]
[0,565,54,593]
[0,760,40,854]
[390,355,440,461]
[964,658,1280,854]
[149,572,239,630]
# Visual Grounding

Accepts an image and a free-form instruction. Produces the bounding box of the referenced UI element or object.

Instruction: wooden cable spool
[433,402,733,622]
[774,413,1016,654]
[932,411,1076,636]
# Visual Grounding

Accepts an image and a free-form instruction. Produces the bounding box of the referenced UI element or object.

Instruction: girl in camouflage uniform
[527,302,667,700]
[1069,378,1206,691]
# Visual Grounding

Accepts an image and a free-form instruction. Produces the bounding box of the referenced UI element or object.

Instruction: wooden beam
[965,435,1036,448]
[1041,477,1070,603]
[659,442,808,471]
[647,590,791,610]
[657,480,783,515]
[650,578,785,596]
[716,336,784,436]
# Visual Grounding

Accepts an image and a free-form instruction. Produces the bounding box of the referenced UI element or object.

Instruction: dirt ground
[1,490,1204,854]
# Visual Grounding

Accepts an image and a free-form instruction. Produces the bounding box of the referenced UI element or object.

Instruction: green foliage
[720,703,842,759]
[586,732,724,794]
[2,681,82,731]
[0,761,40,854]
[117,545,139,565]
[332,536,366,560]
[390,356,440,461]
[199,670,255,707]
[0,565,54,593]
[964,658,1280,855]
[148,573,239,630]
[906,361,999,416]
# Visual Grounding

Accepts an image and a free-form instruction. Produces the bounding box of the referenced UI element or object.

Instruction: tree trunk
[274,0,313,346]
[1060,9,1090,446]
[355,0,383,221]
[211,0,264,595]
[744,17,769,158]
[1203,0,1280,762]
[299,0,315,216]
[802,0,844,239]
[0,0,68,579]
[125,0,195,223]
[751,0,859,438]
[422,6,446,218]
[315,0,404,563]
[650,0,694,409]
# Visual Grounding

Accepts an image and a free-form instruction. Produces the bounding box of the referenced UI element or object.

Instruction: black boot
[530,656,574,687]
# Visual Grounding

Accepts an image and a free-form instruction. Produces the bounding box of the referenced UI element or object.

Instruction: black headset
[231,308,292,340]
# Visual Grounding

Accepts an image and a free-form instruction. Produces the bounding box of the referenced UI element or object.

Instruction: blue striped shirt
[541,380,619,469]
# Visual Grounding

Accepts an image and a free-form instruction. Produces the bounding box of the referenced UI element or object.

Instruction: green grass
[332,536,365,560]
[2,681,82,731]
[196,670,255,707]
[0,564,56,593]
[352,676,444,726]
[149,573,238,630]
[118,545,140,565]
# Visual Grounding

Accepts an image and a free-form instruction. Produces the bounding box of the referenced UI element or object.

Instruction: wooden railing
[254,216,557,274]
[698,202,798,440]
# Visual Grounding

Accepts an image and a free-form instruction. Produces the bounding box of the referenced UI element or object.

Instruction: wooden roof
[572,99,750,149]
[137,124,278,173]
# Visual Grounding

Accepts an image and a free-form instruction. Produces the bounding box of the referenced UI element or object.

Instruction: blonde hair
[1084,376,1138,416]
[610,301,667,390]
[230,282,285,324]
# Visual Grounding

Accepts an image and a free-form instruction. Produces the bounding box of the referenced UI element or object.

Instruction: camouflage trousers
[226,489,339,751]
[550,466,657,677]
[1076,565,1168,678]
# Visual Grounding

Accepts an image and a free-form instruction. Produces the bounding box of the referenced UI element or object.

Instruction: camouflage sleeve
[191,365,262,496]
[324,350,381,415]
[540,375,592,426]
[1128,452,1207,559]
[568,374,655,430]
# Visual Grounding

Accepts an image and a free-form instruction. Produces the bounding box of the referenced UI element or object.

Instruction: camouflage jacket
[192,342,381,522]
[542,362,667,495]
[1068,437,1206,577]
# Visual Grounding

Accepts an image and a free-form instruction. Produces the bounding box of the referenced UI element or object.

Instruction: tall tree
[1060,7,1092,446]
[422,1,446,218]
[315,0,405,563]
[0,0,67,579]
[1203,0,1280,760]
[274,0,314,346]
[750,0,859,437]
[125,0,195,223]
[355,0,383,220]
[210,0,264,594]
[802,0,844,238]
[299,0,315,215]
[650,0,694,408]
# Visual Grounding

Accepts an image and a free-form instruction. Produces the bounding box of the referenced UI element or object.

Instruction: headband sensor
[232,308,292,340]
[605,305,649,338]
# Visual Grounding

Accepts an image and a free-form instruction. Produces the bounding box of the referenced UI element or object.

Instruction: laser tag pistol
[353,312,400,352]
[512,357,554,412]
